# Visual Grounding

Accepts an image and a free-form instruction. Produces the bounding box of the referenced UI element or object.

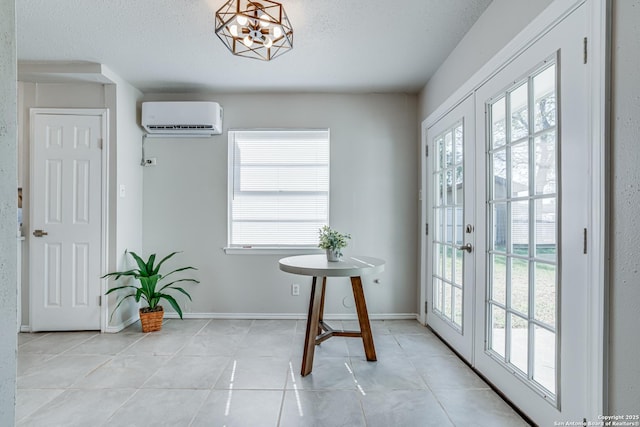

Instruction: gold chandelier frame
[215,0,293,61]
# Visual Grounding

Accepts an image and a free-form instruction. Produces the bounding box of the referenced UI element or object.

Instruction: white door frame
[29,108,110,333]
[419,0,608,417]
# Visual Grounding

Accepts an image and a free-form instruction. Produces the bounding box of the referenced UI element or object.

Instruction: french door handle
[33,229,48,237]
[456,243,473,253]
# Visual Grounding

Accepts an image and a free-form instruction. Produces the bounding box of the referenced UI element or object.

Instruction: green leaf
[146,254,157,274]
[109,294,136,322]
[164,286,192,301]
[153,251,180,275]
[161,294,183,319]
[161,266,197,280]
[101,269,140,280]
[105,284,138,295]
[129,251,149,276]
[160,278,199,290]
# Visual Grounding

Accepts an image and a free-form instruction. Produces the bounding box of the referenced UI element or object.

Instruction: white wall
[418,0,640,415]
[17,75,144,330]
[102,69,144,328]
[608,0,640,414]
[418,0,554,118]
[141,92,419,317]
[0,0,17,423]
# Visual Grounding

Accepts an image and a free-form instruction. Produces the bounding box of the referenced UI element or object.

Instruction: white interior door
[425,95,475,362]
[30,111,105,331]
[473,4,590,423]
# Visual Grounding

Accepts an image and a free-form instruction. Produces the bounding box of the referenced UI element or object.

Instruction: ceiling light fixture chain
[215,0,293,61]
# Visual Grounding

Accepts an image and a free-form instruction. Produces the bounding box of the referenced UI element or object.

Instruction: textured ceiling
[16,0,492,94]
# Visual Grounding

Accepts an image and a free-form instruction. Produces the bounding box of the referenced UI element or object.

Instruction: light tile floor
[16,319,530,426]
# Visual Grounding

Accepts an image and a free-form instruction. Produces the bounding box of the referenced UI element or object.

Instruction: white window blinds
[228,130,330,247]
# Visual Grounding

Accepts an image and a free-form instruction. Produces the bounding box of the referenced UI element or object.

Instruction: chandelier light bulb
[272,26,282,38]
[243,35,253,47]
[229,24,238,37]
[259,13,271,27]
[264,36,273,48]
[237,15,247,26]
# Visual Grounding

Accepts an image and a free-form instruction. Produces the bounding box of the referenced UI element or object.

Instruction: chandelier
[215,0,293,61]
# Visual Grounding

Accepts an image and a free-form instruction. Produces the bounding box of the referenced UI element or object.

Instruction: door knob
[33,229,48,237]
[456,243,472,253]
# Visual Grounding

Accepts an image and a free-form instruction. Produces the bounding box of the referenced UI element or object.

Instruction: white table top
[279,254,385,277]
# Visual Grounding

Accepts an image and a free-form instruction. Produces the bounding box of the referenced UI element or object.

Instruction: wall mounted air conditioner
[141,101,223,136]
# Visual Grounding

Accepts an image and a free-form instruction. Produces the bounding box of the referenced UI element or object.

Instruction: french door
[423,2,596,424]
[474,4,590,422]
[425,95,475,362]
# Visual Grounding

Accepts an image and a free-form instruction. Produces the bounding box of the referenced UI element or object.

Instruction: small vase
[326,248,342,262]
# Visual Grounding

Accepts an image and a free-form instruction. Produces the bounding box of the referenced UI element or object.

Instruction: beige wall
[0,0,17,423]
[141,92,419,318]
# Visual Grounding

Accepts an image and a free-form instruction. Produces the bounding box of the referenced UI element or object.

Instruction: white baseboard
[18,313,419,334]
[104,313,139,333]
[163,312,418,321]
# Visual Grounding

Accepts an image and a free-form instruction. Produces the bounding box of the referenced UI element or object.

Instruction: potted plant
[318,225,351,262]
[103,251,199,332]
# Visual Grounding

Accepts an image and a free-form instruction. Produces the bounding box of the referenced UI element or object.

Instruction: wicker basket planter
[140,306,164,332]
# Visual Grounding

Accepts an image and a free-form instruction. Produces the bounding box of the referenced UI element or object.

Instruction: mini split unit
[141,101,223,136]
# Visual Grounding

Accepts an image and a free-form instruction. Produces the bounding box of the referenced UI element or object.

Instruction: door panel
[30,113,103,331]
[474,4,589,423]
[426,95,475,362]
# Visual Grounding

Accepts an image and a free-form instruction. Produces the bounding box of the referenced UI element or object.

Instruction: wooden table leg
[351,276,377,361]
[317,276,327,336]
[301,276,323,376]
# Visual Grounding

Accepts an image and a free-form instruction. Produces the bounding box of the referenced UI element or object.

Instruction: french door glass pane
[511,142,529,197]
[432,121,464,329]
[492,150,507,198]
[535,198,556,260]
[511,200,530,254]
[534,325,556,394]
[511,258,529,315]
[487,62,558,396]
[434,277,443,312]
[510,313,529,373]
[510,83,529,141]
[535,132,557,195]
[492,203,507,252]
[491,97,506,148]
[490,304,506,357]
[534,262,556,327]
[492,254,506,305]
[533,66,556,132]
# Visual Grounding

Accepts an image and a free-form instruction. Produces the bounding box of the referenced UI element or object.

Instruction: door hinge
[426,145,429,157]
[425,223,429,235]
[583,228,588,254]
[98,138,103,149]
[425,300,428,314]
[583,37,588,64]
[98,295,102,306]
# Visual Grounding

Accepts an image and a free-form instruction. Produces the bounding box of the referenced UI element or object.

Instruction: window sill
[223,247,324,256]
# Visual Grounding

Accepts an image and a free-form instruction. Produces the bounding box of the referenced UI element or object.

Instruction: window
[227,129,330,251]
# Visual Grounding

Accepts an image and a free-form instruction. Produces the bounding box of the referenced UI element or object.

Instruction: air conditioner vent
[147,124,214,130]
[141,102,223,136]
